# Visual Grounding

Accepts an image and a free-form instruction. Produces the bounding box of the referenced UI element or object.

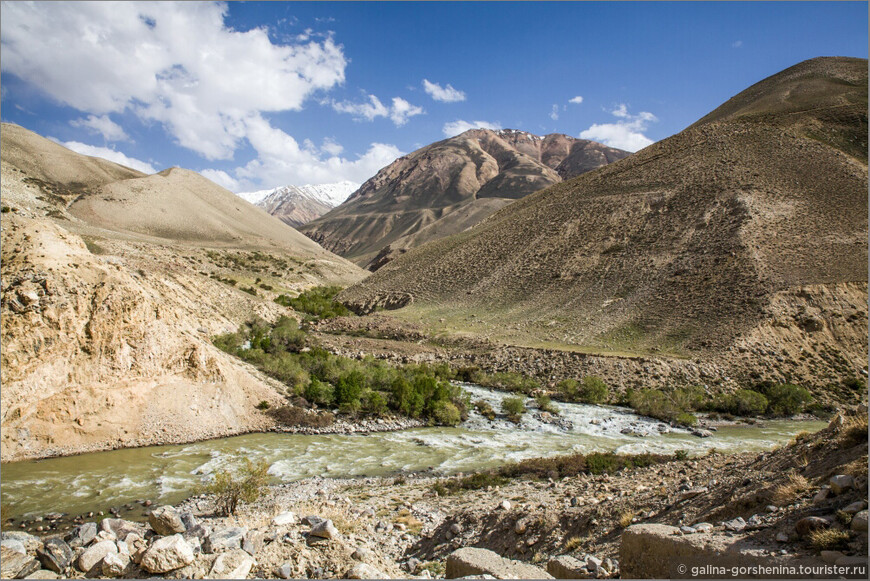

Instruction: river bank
[1,414,866,580]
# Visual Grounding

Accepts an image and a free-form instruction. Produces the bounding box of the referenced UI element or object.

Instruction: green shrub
[502,396,527,423]
[556,378,580,400]
[578,376,608,404]
[431,401,462,426]
[202,459,270,516]
[304,379,335,406]
[473,399,496,420]
[675,412,698,426]
[585,452,619,475]
[763,384,813,416]
[361,389,388,416]
[536,395,560,414]
[335,370,365,406]
[734,389,769,415]
[675,449,689,461]
[270,316,306,352]
[274,286,351,320]
[212,332,243,354]
[256,400,270,410]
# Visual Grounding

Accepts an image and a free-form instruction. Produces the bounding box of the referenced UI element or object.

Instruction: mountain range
[237,181,359,228]
[340,57,868,390]
[300,129,630,270]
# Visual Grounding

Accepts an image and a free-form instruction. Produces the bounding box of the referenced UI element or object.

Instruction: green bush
[763,383,813,416]
[734,389,769,415]
[274,286,351,321]
[675,412,698,426]
[212,332,243,353]
[335,370,365,406]
[270,316,306,352]
[502,396,527,423]
[473,399,496,420]
[202,458,270,516]
[578,376,609,404]
[304,379,335,406]
[536,395,560,414]
[431,401,462,426]
[362,389,388,416]
[255,400,271,410]
[556,378,579,400]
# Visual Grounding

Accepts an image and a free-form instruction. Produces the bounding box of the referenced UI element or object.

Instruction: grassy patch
[808,528,850,551]
[274,286,351,321]
[771,473,811,505]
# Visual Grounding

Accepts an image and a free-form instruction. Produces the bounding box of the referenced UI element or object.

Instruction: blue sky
[1,1,866,193]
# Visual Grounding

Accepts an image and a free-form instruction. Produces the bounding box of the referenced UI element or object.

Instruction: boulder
[620,523,828,579]
[352,547,374,562]
[1,546,40,579]
[445,547,553,579]
[207,549,254,579]
[67,522,97,548]
[795,517,830,537]
[346,563,387,579]
[310,520,340,540]
[101,552,130,578]
[723,517,746,532]
[851,510,868,532]
[276,562,294,579]
[36,538,72,574]
[21,570,59,579]
[100,518,145,540]
[813,487,831,505]
[1,532,41,553]
[242,530,264,556]
[179,512,199,530]
[140,535,195,573]
[77,540,118,573]
[272,511,298,526]
[547,555,589,579]
[203,527,247,554]
[829,475,855,495]
[678,487,708,501]
[149,506,186,535]
[301,515,325,526]
[0,539,26,555]
[842,501,866,514]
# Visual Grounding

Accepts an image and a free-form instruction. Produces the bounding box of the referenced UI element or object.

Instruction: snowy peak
[237,181,360,229]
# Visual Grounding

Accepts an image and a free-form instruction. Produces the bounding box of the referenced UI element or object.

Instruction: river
[0,384,825,522]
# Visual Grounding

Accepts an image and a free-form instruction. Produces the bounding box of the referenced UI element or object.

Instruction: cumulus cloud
[569,96,584,104]
[70,114,129,141]
[52,139,158,174]
[1,1,347,160]
[202,115,402,191]
[579,104,657,152]
[442,119,502,137]
[422,79,466,102]
[331,94,423,126]
[550,104,559,121]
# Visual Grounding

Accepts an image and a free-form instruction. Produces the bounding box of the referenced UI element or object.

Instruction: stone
[101,552,130,577]
[100,518,145,540]
[276,562,294,579]
[812,487,831,505]
[242,530,264,556]
[693,523,714,533]
[203,527,247,553]
[301,515,325,526]
[795,516,830,537]
[67,522,97,549]
[140,534,194,573]
[547,555,588,579]
[1,532,41,553]
[272,511,298,526]
[723,517,746,532]
[775,532,789,542]
[77,540,118,573]
[22,570,60,579]
[586,555,603,571]
[36,538,73,574]
[850,510,868,532]
[406,557,421,573]
[1,546,40,579]
[346,563,387,579]
[179,512,198,530]
[514,519,528,535]
[183,524,211,543]
[678,487,708,501]
[149,506,186,535]
[352,547,374,562]
[309,519,340,540]
[450,523,462,535]
[820,550,845,564]
[0,539,26,555]
[207,548,254,579]
[499,500,512,511]
[842,501,866,514]
[445,547,553,579]
[829,475,856,495]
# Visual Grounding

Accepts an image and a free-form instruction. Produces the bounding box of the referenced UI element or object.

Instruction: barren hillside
[340,57,868,392]
[301,130,629,269]
[0,124,366,461]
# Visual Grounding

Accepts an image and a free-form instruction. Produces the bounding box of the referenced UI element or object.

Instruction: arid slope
[341,57,868,390]
[301,129,629,269]
[0,124,365,461]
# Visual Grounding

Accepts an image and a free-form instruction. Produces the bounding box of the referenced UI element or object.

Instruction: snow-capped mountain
[237,181,359,207]
[237,181,359,228]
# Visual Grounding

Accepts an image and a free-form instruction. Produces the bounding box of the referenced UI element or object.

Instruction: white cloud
[0,1,346,160]
[442,119,502,137]
[389,97,424,126]
[52,139,158,174]
[200,169,239,191]
[732,40,743,48]
[203,114,402,191]
[569,96,584,104]
[331,94,423,126]
[422,79,466,103]
[549,104,559,121]
[70,114,129,142]
[579,104,657,152]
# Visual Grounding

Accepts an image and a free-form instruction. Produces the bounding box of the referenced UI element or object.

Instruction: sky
[1,1,867,193]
